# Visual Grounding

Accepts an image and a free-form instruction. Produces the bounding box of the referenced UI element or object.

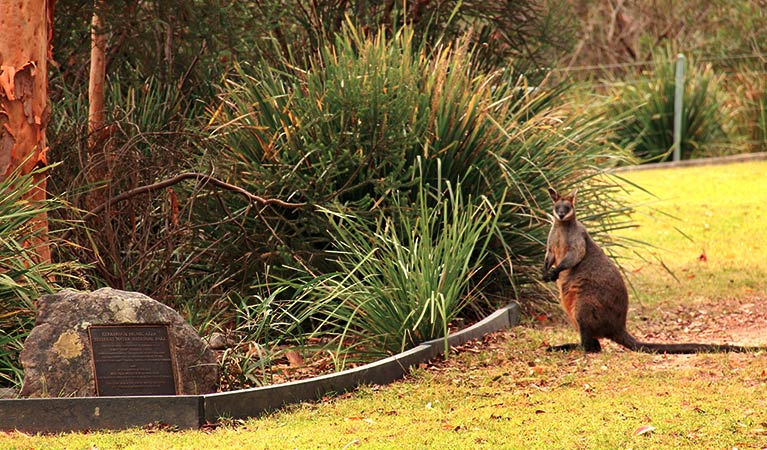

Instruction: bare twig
[89,172,306,216]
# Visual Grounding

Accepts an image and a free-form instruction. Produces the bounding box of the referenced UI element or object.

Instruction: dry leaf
[285,350,304,367]
[633,424,656,436]
[341,439,360,449]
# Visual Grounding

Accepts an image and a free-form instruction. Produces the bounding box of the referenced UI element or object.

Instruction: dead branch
[89,172,306,216]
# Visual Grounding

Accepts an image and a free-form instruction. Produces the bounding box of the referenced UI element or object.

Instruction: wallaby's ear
[547,187,558,202]
[566,188,578,204]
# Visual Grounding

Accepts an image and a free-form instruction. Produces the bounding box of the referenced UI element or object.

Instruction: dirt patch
[524,294,767,372]
[631,295,767,347]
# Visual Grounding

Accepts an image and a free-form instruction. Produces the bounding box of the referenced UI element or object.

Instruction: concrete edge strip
[612,151,767,172]
[0,395,203,434]
[0,303,521,433]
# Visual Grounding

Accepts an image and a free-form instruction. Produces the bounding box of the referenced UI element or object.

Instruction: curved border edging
[0,303,521,433]
[612,151,767,172]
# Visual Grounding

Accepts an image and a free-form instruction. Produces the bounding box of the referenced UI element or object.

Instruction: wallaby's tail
[612,331,763,354]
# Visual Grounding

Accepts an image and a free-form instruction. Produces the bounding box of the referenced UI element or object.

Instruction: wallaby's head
[547,187,577,222]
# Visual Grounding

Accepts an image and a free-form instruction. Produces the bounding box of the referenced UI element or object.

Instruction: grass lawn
[3,161,767,449]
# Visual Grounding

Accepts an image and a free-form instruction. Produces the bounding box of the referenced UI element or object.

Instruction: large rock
[19,288,218,397]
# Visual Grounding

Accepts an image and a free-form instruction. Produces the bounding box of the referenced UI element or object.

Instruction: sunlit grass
[617,160,767,307]
[6,326,766,449]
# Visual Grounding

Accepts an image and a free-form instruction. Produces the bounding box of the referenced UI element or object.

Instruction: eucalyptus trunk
[0,0,54,263]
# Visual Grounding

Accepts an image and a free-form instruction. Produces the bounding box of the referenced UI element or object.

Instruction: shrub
[283,167,500,358]
[730,71,767,153]
[207,23,633,312]
[47,73,225,310]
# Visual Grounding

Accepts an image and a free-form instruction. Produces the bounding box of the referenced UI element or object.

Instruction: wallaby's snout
[555,204,571,220]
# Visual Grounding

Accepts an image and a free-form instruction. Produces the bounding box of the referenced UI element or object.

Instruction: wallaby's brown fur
[543,187,764,354]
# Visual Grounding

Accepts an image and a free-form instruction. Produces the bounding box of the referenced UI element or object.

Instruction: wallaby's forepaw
[542,267,560,282]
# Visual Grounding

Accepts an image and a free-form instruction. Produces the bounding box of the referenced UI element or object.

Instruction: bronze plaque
[88,325,177,396]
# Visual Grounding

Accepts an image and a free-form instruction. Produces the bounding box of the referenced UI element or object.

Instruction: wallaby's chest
[549,226,574,263]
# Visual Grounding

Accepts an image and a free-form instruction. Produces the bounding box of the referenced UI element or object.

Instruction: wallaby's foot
[546,341,602,353]
[546,343,581,352]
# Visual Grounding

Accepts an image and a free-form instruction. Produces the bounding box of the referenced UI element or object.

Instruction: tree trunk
[88,0,106,149]
[0,0,55,263]
[86,0,111,211]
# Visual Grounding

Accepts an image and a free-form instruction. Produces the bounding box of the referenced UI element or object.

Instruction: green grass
[617,160,767,306]
[4,161,767,449]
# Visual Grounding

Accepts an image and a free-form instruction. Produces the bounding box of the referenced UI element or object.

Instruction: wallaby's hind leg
[580,329,602,353]
[547,323,603,353]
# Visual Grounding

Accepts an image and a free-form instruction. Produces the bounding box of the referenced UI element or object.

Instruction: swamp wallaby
[542,187,763,354]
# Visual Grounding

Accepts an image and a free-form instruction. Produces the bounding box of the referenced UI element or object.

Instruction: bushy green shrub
[608,49,730,162]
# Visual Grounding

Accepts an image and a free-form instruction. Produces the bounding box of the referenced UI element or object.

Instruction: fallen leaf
[345,415,364,421]
[285,350,304,367]
[633,424,656,436]
[341,439,360,449]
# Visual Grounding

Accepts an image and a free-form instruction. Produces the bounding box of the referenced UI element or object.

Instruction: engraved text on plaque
[88,325,177,396]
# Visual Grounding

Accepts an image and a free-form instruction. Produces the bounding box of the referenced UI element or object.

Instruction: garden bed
[0,304,519,433]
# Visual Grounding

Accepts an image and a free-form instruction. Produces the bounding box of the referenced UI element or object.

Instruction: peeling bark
[0,0,55,263]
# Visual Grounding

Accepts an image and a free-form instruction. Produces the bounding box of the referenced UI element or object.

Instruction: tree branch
[89,172,306,216]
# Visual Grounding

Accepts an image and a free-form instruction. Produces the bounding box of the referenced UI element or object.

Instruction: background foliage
[607,49,731,162]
